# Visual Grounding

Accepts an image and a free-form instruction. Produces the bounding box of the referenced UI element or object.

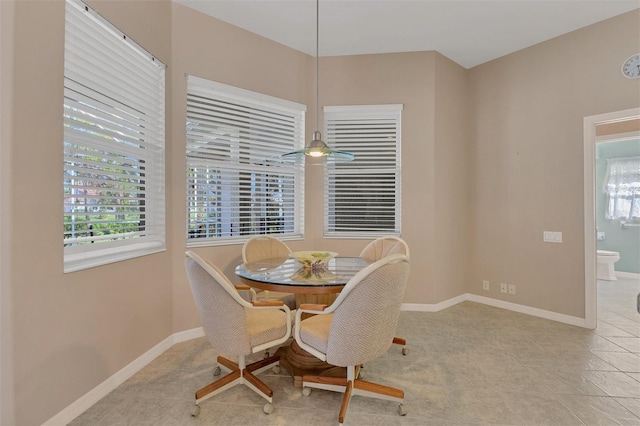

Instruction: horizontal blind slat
[64,0,165,264]
[324,105,401,235]
[186,76,304,244]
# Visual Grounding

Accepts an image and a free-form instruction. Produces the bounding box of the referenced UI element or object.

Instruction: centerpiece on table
[289,251,337,272]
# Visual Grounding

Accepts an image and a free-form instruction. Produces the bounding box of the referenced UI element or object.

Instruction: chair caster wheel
[272,365,281,374]
[357,370,364,379]
[402,347,408,356]
[263,402,274,414]
[191,404,201,417]
[398,403,407,416]
[263,351,270,359]
[302,387,311,396]
[213,366,221,376]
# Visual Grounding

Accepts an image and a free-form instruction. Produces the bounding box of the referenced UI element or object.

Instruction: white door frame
[583,107,640,329]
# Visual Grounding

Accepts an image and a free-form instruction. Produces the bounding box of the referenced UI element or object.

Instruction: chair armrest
[293,303,331,363]
[235,285,257,302]
[298,303,328,312]
[252,300,284,307]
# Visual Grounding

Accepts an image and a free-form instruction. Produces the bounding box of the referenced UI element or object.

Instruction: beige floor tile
[557,394,639,426]
[582,370,640,398]
[69,279,640,426]
[592,350,640,372]
[606,336,640,353]
[615,397,640,418]
[502,392,584,425]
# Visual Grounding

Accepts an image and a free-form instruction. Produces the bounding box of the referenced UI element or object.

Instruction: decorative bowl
[289,251,338,269]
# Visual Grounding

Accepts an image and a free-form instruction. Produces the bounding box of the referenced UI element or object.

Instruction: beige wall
[596,118,640,136]
[168,10,469,329]
[434,53,472,302]
[8,1,173,424]
[3,2,639,424]
[169,4,314,331]
[469,10,640,317]
[1,1,16,424]
[312,51,470,304]
[310,51,438,303]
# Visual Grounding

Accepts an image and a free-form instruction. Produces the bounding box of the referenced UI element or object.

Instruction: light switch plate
[543,231,562,243]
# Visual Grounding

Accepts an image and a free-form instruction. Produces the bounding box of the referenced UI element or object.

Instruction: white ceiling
[172,0,639,69]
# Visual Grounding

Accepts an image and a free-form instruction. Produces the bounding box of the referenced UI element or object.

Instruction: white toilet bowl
[597,250,620,281]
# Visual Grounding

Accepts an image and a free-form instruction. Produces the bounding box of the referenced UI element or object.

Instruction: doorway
[583,107,640,329]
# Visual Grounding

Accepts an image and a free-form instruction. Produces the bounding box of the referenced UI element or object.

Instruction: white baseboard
[173,326,205,343]
[42,327,204,426]
[402,293,586,328]
[465,294,586,327]
[616,271,640,280]
[401,293,467,312]
[48,293,587,426]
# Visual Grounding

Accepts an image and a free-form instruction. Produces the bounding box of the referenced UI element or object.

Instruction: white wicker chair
[360,236,410,355]
[294,254,410,425]
[359,236,410,262]
[185,251,292,416]
[242,235,296,309]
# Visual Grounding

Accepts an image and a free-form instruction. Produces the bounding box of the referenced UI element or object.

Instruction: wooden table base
[276,340,345,388]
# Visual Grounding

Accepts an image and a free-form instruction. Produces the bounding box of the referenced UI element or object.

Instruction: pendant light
[282,0,354,162]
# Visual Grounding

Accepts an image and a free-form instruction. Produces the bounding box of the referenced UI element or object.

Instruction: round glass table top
[235,256,369,290]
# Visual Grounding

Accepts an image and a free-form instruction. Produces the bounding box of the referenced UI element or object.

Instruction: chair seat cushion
[245,308,288,348]
[299,313,333,354]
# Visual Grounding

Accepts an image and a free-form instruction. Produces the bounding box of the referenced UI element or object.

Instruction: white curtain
[604,157,640,220]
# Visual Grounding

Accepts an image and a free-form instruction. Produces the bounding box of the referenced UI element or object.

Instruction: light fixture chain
[280,0,353,162]
[315,0,320,133]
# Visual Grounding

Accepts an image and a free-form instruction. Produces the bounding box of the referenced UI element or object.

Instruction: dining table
[235,256,370,387]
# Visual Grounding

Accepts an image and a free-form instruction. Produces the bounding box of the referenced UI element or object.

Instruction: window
[604,157,640,220]
[186,76,305,245]
[63,0,166,272]
[324,104,402,237]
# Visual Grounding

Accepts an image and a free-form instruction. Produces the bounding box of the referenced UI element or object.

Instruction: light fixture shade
[282,130,355,162]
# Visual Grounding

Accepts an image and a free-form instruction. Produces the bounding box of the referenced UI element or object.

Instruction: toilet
[597,250,621,281]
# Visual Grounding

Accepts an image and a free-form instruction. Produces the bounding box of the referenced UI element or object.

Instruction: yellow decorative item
[289,251,338,269]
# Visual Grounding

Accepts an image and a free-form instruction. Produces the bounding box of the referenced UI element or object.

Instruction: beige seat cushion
[299,313,333,354]
[245,308,288,348]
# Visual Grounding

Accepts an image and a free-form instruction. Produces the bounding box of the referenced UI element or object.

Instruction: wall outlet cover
[543,231,563,243]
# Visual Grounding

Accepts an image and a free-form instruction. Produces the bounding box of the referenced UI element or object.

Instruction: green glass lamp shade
[282,131,354,162]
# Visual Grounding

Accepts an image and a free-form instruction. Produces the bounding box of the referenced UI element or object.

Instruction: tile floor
[70,277,640,425]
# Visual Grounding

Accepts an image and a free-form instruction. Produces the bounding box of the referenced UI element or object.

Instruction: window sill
[64,241,166,273]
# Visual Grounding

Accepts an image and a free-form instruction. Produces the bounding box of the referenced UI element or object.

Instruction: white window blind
[63,0,166,272]
[186,76,305,245]
[324,104,402,237]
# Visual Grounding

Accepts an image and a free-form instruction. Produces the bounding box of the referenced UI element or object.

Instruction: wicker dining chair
[359,236,410,355]
[242,235,296,309]
[294,254,410,425]
[185,251,292,416]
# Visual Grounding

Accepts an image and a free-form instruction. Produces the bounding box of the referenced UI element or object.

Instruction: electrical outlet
[508,284,516,295]
[483,280,490,291]
[500,283,507,294]
[543,231,563,243]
